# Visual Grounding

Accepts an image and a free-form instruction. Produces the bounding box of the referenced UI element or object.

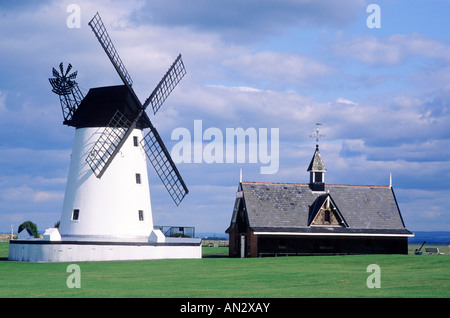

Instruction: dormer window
[324,210,330,223]
[308,194,348,227]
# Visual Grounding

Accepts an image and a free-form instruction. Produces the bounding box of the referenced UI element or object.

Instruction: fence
[154,226,195,238]
[201,240,229,247]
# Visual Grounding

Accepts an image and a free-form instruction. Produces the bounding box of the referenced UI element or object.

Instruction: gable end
[308,194,347,227]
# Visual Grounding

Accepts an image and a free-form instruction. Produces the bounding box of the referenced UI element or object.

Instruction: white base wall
[9,240,202,262]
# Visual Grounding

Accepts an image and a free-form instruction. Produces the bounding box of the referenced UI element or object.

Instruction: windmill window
[138,210,144,221]
[135,173,141,184]
[72,209,80,221]
[133,136,139,147]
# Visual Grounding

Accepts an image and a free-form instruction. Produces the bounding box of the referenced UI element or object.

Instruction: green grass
[408,243,450,254]
[202,246,228,256]
[0,242,8,259]
[0,242,448,298]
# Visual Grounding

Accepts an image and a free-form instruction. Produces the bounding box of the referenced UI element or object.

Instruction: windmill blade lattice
[141,125,189,206]
[85,110,133,178]
[143,54,186,115]
[88,13,133,88]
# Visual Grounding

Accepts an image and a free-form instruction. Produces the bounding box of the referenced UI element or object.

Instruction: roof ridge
[327,184,390,188]
[241,181,390,188]
[241,181,309,185]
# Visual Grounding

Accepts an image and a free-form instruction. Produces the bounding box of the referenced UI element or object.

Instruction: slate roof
[227,181,412,236]
[66,85,151,129]
[307,145,326,171]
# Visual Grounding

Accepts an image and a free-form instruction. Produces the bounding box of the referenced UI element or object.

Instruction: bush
[18,220,39,238]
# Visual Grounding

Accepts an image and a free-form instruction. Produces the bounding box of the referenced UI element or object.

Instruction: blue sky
[0,0,449,234]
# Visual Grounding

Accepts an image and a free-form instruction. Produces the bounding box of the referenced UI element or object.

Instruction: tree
[18,220,39,238]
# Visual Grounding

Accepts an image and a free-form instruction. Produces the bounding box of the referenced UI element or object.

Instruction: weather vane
[310,123,325,145]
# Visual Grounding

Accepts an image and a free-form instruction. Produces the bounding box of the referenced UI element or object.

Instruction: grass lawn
[0,242,448,298]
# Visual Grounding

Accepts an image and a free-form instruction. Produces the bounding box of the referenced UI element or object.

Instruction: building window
[135,173,141,184]
[314,172,323,183]
[72,209,80,221]
[133,136,139,147]
[138,210,144,221]
[324,210,330,223]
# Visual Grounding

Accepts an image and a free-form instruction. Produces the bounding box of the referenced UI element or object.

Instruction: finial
[389,173,392,188]
[239,168,242,183]
[310,123,325,146]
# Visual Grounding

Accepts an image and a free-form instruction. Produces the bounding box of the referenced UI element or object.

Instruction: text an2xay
[223,302,270,313]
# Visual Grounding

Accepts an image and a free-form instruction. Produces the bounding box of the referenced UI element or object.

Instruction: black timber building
[226,145,413,257]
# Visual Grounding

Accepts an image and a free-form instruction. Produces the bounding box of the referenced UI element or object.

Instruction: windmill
[48,12,189,242]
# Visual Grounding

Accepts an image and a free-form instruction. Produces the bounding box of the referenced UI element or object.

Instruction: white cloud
[334,33,450,66]
[0,148,70,175]
[0,173,66,232]
[0,185,63,203]
[135,0,366,42]
[0,90,6,114]
[335,97,358,106]
[395,188,450,231]
[222,51,335,87]
[341,138,450,162]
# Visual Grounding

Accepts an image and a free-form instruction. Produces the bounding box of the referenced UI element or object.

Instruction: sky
[0,0,449,235]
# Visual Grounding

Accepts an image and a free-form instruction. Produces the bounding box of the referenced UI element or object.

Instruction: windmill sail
[85,12,188,205]
[143,54,186,115]
[85,109,133,178]
[141,123,189,206]
[86,12,142,178]
[88,13,133,88]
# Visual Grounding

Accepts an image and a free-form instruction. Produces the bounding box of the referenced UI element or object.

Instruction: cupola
[307,144,326,191]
